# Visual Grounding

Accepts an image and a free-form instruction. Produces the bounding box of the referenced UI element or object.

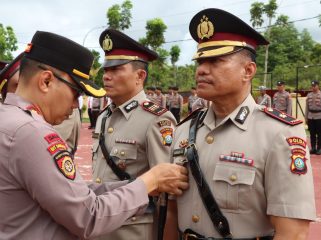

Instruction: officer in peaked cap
[0,31,188,240]
[273,81,292,115]
[171,8,315,240]
[306,80,321,155]
[93,28,179,240]
[0,52,24,102]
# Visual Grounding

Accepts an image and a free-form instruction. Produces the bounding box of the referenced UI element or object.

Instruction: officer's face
[195,52,252,102]
[103,63,143,105]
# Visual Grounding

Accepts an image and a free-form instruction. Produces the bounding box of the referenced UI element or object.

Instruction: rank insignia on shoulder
[261,107,302,126]
[235,106,249,124]
[124,100,139,113]
[160,128,173,146]
[53,151,76,180]
[290,149,307,175]
[44,133,64,144]
[286,137,306,148]
[141,101,167,116]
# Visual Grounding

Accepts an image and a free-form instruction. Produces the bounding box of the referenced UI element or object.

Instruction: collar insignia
[235,106,249,124]
[197,15,214,40]
[124,100,138,113]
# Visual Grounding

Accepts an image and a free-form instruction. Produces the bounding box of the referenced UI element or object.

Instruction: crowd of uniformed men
[0,7,318,240]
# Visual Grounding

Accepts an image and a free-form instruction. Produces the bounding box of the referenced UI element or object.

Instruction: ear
[38,70,53,94]
[243,61,256,83]
[136,69,147,85]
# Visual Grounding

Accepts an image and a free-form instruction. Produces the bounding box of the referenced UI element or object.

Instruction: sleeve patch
[44,133,64,144]
[160,128,173,146]
[157,120,172,127]
[286,137,306,148]
[47,142,67,155]
[290,149,307,175]
[53,151,76,180]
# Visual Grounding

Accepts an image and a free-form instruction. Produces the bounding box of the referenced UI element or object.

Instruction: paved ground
[74,122,321,239]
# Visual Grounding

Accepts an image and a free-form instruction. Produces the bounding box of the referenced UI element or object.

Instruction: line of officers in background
[146,85,209,122]
[257,80,321,155]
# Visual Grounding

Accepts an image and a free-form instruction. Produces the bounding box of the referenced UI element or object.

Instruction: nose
[196,61,210,76]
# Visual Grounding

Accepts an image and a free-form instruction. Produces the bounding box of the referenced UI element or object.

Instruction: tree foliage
[0,24,18,61]
[106,0,133,30]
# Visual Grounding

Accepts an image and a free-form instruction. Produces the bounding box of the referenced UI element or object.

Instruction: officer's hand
[138,163,189,196]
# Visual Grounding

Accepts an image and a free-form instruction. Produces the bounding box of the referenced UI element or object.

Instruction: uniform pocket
[213,163,255,211]
[110,144,138,160]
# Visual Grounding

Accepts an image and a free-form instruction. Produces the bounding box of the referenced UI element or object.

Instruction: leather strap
[99,107,131,181]
[186,110,232,239]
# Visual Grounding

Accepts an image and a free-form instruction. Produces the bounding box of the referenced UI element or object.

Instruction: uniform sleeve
[146,111,177,167]
[287,94,292,116]
[10,122,149,239]
[264,124,316,220]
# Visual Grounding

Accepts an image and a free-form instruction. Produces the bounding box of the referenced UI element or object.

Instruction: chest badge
[219,151,254,166]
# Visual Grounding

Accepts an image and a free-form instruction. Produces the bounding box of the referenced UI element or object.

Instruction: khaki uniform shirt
[0,93,149,240]
[273,91,292,115]
[305,91,321,120]
[170,94,183,109]
[188,95,199,110]
[256,94,271,108]
[92,91,176,239]
[53,108,81,154]
[172,95,315,238]
[154,93,166,108]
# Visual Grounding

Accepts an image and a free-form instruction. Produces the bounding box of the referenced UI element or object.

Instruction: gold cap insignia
[197,15,214,40]
[102,34,113,51]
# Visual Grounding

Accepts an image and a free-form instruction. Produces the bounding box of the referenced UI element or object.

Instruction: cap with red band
[189,8,269,60]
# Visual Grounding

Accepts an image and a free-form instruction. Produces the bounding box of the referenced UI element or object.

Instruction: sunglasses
[38,65,83,98]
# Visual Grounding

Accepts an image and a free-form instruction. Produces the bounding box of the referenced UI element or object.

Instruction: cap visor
[71,75,106,97]
[103,59,132,68]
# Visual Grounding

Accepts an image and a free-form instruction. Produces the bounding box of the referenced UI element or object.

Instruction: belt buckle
[184,233,198,240]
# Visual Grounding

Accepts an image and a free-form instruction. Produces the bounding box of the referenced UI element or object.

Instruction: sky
[0,0,320,66]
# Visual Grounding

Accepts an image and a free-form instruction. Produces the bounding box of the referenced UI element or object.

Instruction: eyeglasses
[38,65,83,98]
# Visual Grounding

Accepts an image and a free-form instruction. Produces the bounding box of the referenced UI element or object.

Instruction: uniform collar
[203,94,256,131]
[4,93,46,123]
[111,90,147,120]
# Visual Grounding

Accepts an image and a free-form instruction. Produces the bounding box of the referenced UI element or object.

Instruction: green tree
[0,24,18,60]
[250,0,277,86]
[106,0,133,30]
[139,18,167,51]
[169,45,181,84]
[90,50,103,87]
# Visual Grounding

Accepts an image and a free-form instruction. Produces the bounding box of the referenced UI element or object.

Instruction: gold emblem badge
[102,34,113,51]
[197,15,214,40]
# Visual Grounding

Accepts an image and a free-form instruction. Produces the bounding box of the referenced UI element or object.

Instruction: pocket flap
[110,145,138,160]
[213,163,255,186]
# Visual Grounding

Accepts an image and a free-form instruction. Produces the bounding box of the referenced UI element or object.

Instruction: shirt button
[113,149,118,154]
[107,127,114,133]
[95,178,102,183]
[131,217,137,222]
[206,135,214,144]
[192,215,200,223]
[229,175,237,182]
[120,150,126,156]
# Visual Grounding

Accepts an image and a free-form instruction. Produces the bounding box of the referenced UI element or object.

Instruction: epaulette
[178,108,205,126]
[261,107,302,126]
[141,101,167,116]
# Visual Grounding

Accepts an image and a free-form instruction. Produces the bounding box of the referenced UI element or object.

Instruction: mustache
[196,77,211,84]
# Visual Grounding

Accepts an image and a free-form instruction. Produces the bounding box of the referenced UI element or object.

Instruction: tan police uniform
[92,90,176,240]
[257,94,271,108]
[170,92,183,122]
[172,94,316,238]
[273,90,292,115]
[154,93,166,108]
[53,108,81,156]
[188,94,199,112]
[0,93,149,240]
[305,85,321,153]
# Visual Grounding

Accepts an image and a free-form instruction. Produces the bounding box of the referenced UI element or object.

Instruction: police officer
[92,28,178,240]
[0,31,188,240]
[305,80,321,155]
[188,87,198,113]
[0,52,24,102]
[146,86,157,102]
[273,81,292,115]
[256,85,271,107]
[169,86,183,122]
[166,86,174,110]
[155,86,166,108]
[172,8,315,240]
